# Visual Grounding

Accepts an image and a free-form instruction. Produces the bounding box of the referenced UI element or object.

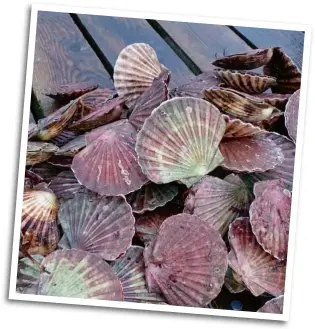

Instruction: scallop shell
[257,295,284,313]
[58,190,135,261]
[228,218,286,297]
[28,123,39,140]
[37,99,80,141]
[47,155,73,168]
[21,183,59,256]
[284,89,300,143]
[129,72,169,132]
[255,93,290,110]
[16,255,44,294]
[250,180,291,260]
[54,134,86,157]
[215,70,276,94]
[25,169,44,188]
[224,266,246,294]
[111,246,166,303]
[212,48,274,70]
[136,97,226,188]
[52,130,79,147]
[126,182,178,214]
[26,142,59,166]
[144,214,228,306]
[184,174,253,235]
[80,88,116,110]
[72,120,148,196]
[58,234,71,249]
[29,163,63,183]
[37,249,123,300]
[114,43,166,108]
[223,115,265,138]
[203,87,281,123]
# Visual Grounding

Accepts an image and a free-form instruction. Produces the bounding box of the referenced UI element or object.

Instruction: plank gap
[30,89,45,122]
[227,26,258,50]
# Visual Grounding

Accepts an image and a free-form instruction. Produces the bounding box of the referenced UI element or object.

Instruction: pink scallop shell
[284,89,300,143]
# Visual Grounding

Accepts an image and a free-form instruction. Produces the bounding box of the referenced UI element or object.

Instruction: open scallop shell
[54,134,86,157]
[114,43,167,108]
[72,120,148,196]
[111,246,166,303]
[203,87,281,123]
[184,174,253,235]
[28,123,39,140]
[255,93,290,111]
[21,183,59,256]
[37,249,123,300]
[284,89,300,143]
[144,214,228,306]
[212,48,274,70]
[129,72,169,132]
[257,295,284,313]
[250,180,291,260]
[215,70,276,94]
[136,97,226,187]
[58,190,135,261]
[26,142,59,166]
[223,115,265,138]
[228,218,286,297]
[126,182,178,214]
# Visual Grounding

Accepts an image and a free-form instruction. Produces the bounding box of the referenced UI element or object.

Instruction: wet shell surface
[228,218,286,297]
[26,142,59,166]
[250,180,291,260]
[144,214,228,307]
[126,182,179,214]
[21,183,59,256]
[184,174,253,235]
[54,134,86,157]
[114,43,166,108]
[37,249,123,300]
[284,89,300,143]
[72,120,149,196]
[257,295,284,313]
[136,97,226,187]
[58,190,135,261]
[215,70,276,94]
[111,246,166,303]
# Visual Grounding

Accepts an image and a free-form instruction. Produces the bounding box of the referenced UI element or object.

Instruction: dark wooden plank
[33,11,114,116]
[157,20,253,72]
[232,26,304,71]
[77,15,195,87]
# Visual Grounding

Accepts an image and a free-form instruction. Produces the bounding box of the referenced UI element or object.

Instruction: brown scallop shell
[52,130,79,147]
[223,115,265,138]
[26,142,59,166]
[255,93,290,110]
[257,295,284,314]
[284,89,300,143]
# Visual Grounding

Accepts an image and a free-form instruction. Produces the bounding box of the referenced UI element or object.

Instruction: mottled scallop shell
[26,142,59,166]
[250,180,291,260]
[72,120,148,196]
[52,130,79,147]
[28,123,39,140]
[215,70,276,94]
[37,249,123,300]
[228,218,286,297]
[54,134,86,157]
[21,183,59,256]
[284,89,300,143]
[203,87,281,123]
[212,48,274,70]
[126,182,178,214]
[223,115,265,138]
[111,246,166,303]
[37,99,80,141]
[16,255,44,294]
[184,174,253,235]
[129,72,169,132]
[114,43,167,108]
[80,88,116,111]
[136,97,226,188]
[255,93,290,111]
[144,214,228,307]
[24,170,44,188]
[257,295,284,314]
[224,266,246,294]
[29,163,62,183]
[58,190,135,261]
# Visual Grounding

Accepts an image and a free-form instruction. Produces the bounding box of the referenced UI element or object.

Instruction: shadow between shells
[19,43,302,315]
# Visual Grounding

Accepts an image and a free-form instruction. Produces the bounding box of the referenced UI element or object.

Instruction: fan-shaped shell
[72,120,148,196]
[228,218,286,297]
[54,134,86,157]
[284,89,300,143]
[136,97,226,187]
[16,255,44,294]
[212,48,274,70]
[37,249,123,300]
[21,183,59,256]
[215,70,276,94]
[114,43,166,108]
[29,163,62,183]
[255,93,290,110]
[250,180,291,260]
[80,88,116,110]
[52,130,79,147]
[144,213,228,307]
[111,246,166,303]
[26,142,59,166]
[203,87,281,123]
[126,182,178,214]
[257,295,284,313]
[58,190,135,261]
[223,115,265,138]
[184,174,252,235]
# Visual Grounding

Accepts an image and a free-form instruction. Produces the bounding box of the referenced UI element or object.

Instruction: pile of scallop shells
[18,43,301,314]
